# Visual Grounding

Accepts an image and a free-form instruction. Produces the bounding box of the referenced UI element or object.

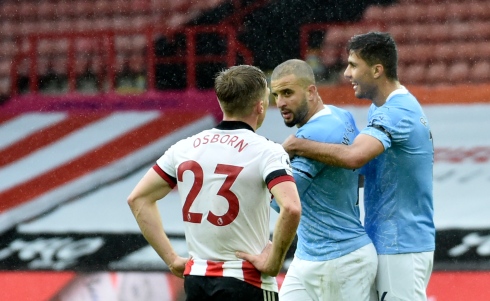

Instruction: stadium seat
[449,22,473,41]
[445,3,470,21]
[387,24,408,44]
[428,24,451,43]
[425,4,447,23]
[0,2,19,20]
[469,1,490,21]
[131,0,152,15]
[400,63,426,85]
[471,21,490,40]
[469,60,490,83]
[94,0,113,17]
[433,43,456,63]
[324,27,345,48]
[362,5,385,23]
[447,61,470,84]
[115,36,133,54]
[0,60,10,77]
[384,5,409,24]
[0,40,16,58]
[474,41,490,61]
[74,0,95,18]
[93,17,113,31]
[0,20,15,39]
[18,2,37,20]
[37,2,57,20]
[425,62,447,85]
[76,38,97,55]
[0,76,9,95]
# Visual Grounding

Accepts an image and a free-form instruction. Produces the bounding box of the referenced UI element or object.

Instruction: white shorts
[280,243,377,301]
[370,251,434,301]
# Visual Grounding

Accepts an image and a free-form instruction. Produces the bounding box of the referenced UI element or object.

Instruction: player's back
[161,122,288,262]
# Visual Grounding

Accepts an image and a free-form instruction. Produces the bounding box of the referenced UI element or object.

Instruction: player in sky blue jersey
[283,32,435,301]
[269,59,377,301]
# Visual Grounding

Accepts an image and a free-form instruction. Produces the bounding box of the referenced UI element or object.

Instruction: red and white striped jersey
[154,121,293,291]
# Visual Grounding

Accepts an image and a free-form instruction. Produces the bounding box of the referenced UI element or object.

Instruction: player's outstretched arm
[282,134,384,169]
[127,168,188,278]
[236,181,301,276]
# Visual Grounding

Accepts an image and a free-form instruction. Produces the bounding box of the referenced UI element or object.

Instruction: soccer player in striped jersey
[128,65,301,301]
[283,32,435,301]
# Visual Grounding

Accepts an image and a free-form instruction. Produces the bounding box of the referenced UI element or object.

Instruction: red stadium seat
[0,76,9,95]
[0,40,16,58]
[362,5,385,23]
[469,2,490,20]
[425,62,448,85]
[400,63,426,85]
[449,22,473,41]
[74,0,95,18]
[433,43,456,63]
[425,4,447,23]
[37,2,57,20]
[0,2,19,20]
[446,2,473,22]
[324,27,345,48]
[469,60,490,83]
[76,38,97,55]
[115,36,133,54]
[428,24,451,43]
[384,5,408,24]
[131,0,152,15]
[471,21,490,40]
[18,2,37,20]
[0,60,10,77]
[447,61,470,84]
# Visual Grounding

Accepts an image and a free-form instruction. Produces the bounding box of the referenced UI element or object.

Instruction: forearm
[270,209,300,268]
[288,137,360,169]
[129,199,178,266]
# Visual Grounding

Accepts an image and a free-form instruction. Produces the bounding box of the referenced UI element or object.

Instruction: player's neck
[373,80,402,107]
[222,115,257,131]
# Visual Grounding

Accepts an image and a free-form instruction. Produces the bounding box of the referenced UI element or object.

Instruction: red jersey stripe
[267,174,295,191]
[242,260,263,288]
[153,164,177,188]
[205,260,224,277]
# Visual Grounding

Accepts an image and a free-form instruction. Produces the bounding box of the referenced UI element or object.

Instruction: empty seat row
[397,41,490,64]
[388,21,490,44]
[398,60,490,85]
[0,0,204,21]
[363,1,490,25]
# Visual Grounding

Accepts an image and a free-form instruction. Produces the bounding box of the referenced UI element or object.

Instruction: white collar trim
[386,86,408,102]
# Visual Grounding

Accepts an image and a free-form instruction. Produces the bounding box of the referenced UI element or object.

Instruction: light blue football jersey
[273,105,372,261]
[360,87,435,255]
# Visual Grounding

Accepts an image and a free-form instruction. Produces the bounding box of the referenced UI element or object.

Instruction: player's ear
[307,84,317,100]
[256,99,265,114]
[373,64,383,79]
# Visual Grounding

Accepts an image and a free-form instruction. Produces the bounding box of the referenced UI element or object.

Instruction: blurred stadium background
[1,0,490,300]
